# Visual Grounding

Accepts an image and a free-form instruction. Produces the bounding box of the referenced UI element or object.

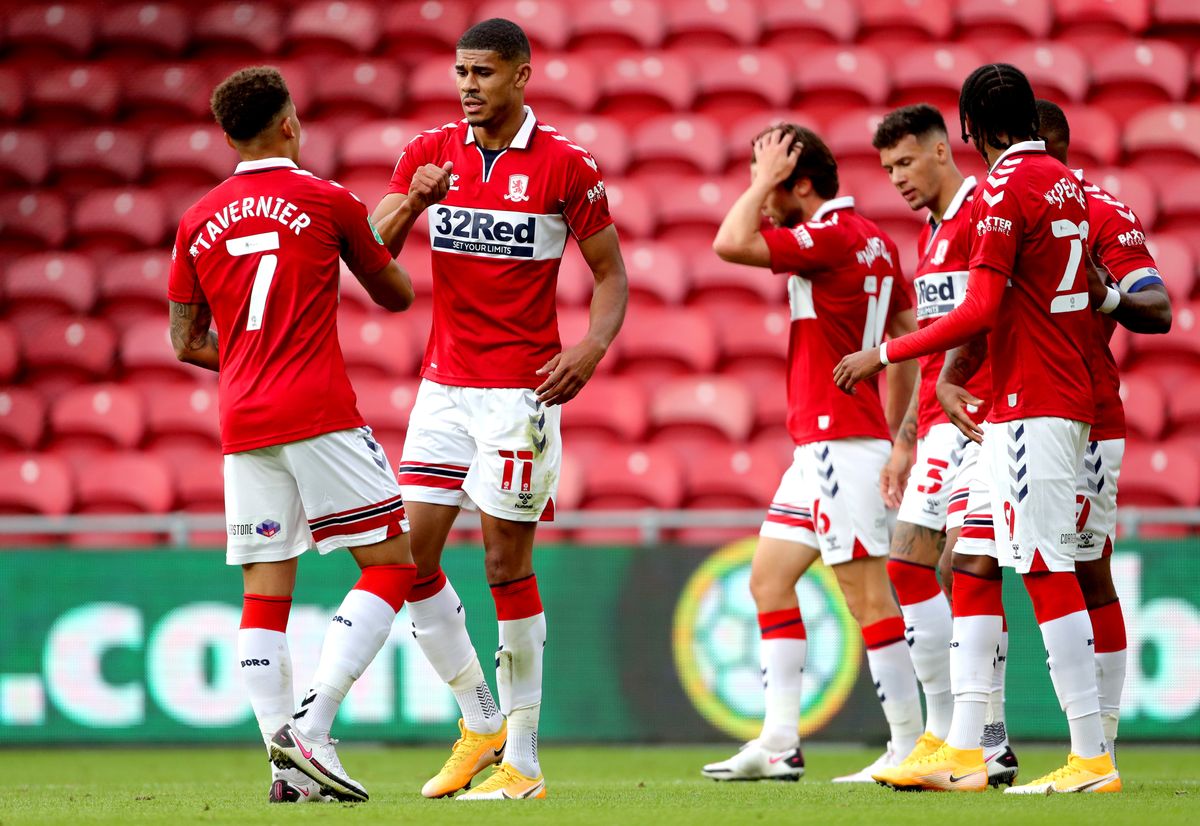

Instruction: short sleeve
[1090,206,1162,293]
[967,182,1024,280]
[387,133,434,196]
[561,148,613,242]
[333,187,394,277]
[761,222,848,275]
[167,218,205,304]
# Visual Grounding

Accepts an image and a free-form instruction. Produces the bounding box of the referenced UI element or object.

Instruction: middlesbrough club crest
[503,173,530,202]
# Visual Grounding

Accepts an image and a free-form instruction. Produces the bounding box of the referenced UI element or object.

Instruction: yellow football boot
[457,762,546,800]
[872,743,988,792]
[899,732,946,765]
[1003,752,1121,795]
[421,719,507,799]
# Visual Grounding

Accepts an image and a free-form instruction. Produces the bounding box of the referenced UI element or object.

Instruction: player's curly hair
[457,18,531,62]
[210,66,291,142]
[751,123,839,199]
[872,104,948,151]
[1035,98,1070,147]
[958,63,1038,153]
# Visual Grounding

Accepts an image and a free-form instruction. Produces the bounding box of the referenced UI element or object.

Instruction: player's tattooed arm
[712,129,800,268]
[169,300,219,372]
[537,225,628,406]
[935,335,987,443]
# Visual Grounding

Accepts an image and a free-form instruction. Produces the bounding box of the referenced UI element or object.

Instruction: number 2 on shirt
[226,231,281,331]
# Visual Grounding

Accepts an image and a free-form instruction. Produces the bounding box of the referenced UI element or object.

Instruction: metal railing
[0,508,1198,547]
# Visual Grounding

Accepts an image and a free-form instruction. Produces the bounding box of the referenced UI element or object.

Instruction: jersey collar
[464,105,537,149]
[234,157,298,174]
[939,175,976,222]
[990,139,1045,172]
[1072,167,1085,181]
[811,195,855,222]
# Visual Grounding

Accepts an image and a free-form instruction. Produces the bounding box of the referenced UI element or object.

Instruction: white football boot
[702,740,805,781]
[269,765,335,803]
[269,722,368,802]
[832,742,900,783]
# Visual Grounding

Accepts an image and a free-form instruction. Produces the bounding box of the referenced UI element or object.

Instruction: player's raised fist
[408,161,455,211]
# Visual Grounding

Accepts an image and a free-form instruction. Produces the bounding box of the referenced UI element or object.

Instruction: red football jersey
[967,141,1095,425]
[168,158,392,453]
[912,176,993,438]
[1080,172,1163,441]
[763,197,911,446]
[388,106,612,389]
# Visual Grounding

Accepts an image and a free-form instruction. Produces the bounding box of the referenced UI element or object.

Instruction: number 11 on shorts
[499,450,534,492]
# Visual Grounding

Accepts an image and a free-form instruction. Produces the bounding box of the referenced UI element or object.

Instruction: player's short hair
[751,123,839,200]
[1035,98,1070,148]
[958,63,1039,152]
[872,104,948,151]
[457,17,531,62]
[210,66,291,142]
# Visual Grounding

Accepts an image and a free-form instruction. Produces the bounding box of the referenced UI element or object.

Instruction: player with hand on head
[701,124,924,784]
[870,104,1017,784]
[835,64,1120,795]
[1036,98,1172,767]
[169,66,417,804]
[370,18,628,801]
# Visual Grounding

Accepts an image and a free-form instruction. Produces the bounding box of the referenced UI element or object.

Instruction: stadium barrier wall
[0,537,1196,745]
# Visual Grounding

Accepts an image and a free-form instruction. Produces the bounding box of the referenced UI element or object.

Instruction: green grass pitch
[0,744,1196,825]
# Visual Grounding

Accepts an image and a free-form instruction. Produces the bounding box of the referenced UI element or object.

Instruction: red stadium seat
[663,0,760,48]
[20,317,116,390]
[123,62,211,121]
[544,115,631,177]
[477,0,572,51]
[713,305,790,371]
[74,188,168,250]
[630,113,726,176]
[338,315,419,381]
[597,53,694,130]
[1086,167,1159,230]
[1152,0,1200,31]
[567,0,666,52]
[70,452,174,547]
[760,0,859,48]
[1057,105,1120,167]
[686,249,784,307]
[4,253,97,317]
[1124,105,1200,180]
[0,454,72,516]
[889,45,984,111]
[352,377,419,454]
[857,0,953,48]
[525,55,601,117]
[792,47,890,119]
[560,376,649,444]
[297,121,340,181]
[603,178,657,238]
[1132,300,1200,363]
[1167,377,1200,434]
[30,63,120,122]
[1118,441,1200,506]
[0,324,18,384]
[651,175,742,239]
[680,443,785,509]
[0,191,69,252]
[955,0,1053,41]
[623,240,689,306]
[650,375,755,450]
[99,3,191,57]
[49,383,145,450]
[192,2,283,54]
[7,3,96,58]
[310,59,405,120]
[97,251,170,327]
[156,445,224,519]
[1118,373,1167,440]
[0,388,47,451]
[143,382,221,450]
[990,42,1089,103]
[0,69,25,121]
[54,127,145,186]
[380,1,474,66]
[339,119,422,178]
[1157,170,1200,239]
[285,0,381,56]
[580,445,683,509]
[692,48,793,122]
[555,451,585,514]
[147,125,229,186]
[1088,41,1189,124]
[1144,233,1197,304]
[1053,0,1150,50]
[119,318,195,383]
[0,129,50,187]
[617,307,718,380]
[825,107,892,174]
[842,168,925,226]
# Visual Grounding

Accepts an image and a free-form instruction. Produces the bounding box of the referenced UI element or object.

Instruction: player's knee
[951,551,999,579]
[889,521,943,567]
[748,567,793,610]
[1075,559,1118,607]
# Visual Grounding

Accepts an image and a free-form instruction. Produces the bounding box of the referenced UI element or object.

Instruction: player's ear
[225,133,238,152]
[513,61,532,89]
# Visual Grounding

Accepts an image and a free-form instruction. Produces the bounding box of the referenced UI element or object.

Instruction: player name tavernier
[187,195,311,258]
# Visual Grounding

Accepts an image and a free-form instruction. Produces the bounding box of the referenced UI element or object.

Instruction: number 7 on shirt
[227,231,281,331]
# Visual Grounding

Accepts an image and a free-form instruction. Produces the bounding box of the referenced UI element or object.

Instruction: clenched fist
[408,161,454,212]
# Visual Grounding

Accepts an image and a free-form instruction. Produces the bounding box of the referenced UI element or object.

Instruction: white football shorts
[224,426,408,566]
[760,438,891,566]
[897,422,974,532]
[950,423,996,559]
[1075,438,1124,563]
[398,379,561,522]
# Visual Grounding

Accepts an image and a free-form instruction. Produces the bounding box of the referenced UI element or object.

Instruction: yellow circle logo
[673,537,862,740]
